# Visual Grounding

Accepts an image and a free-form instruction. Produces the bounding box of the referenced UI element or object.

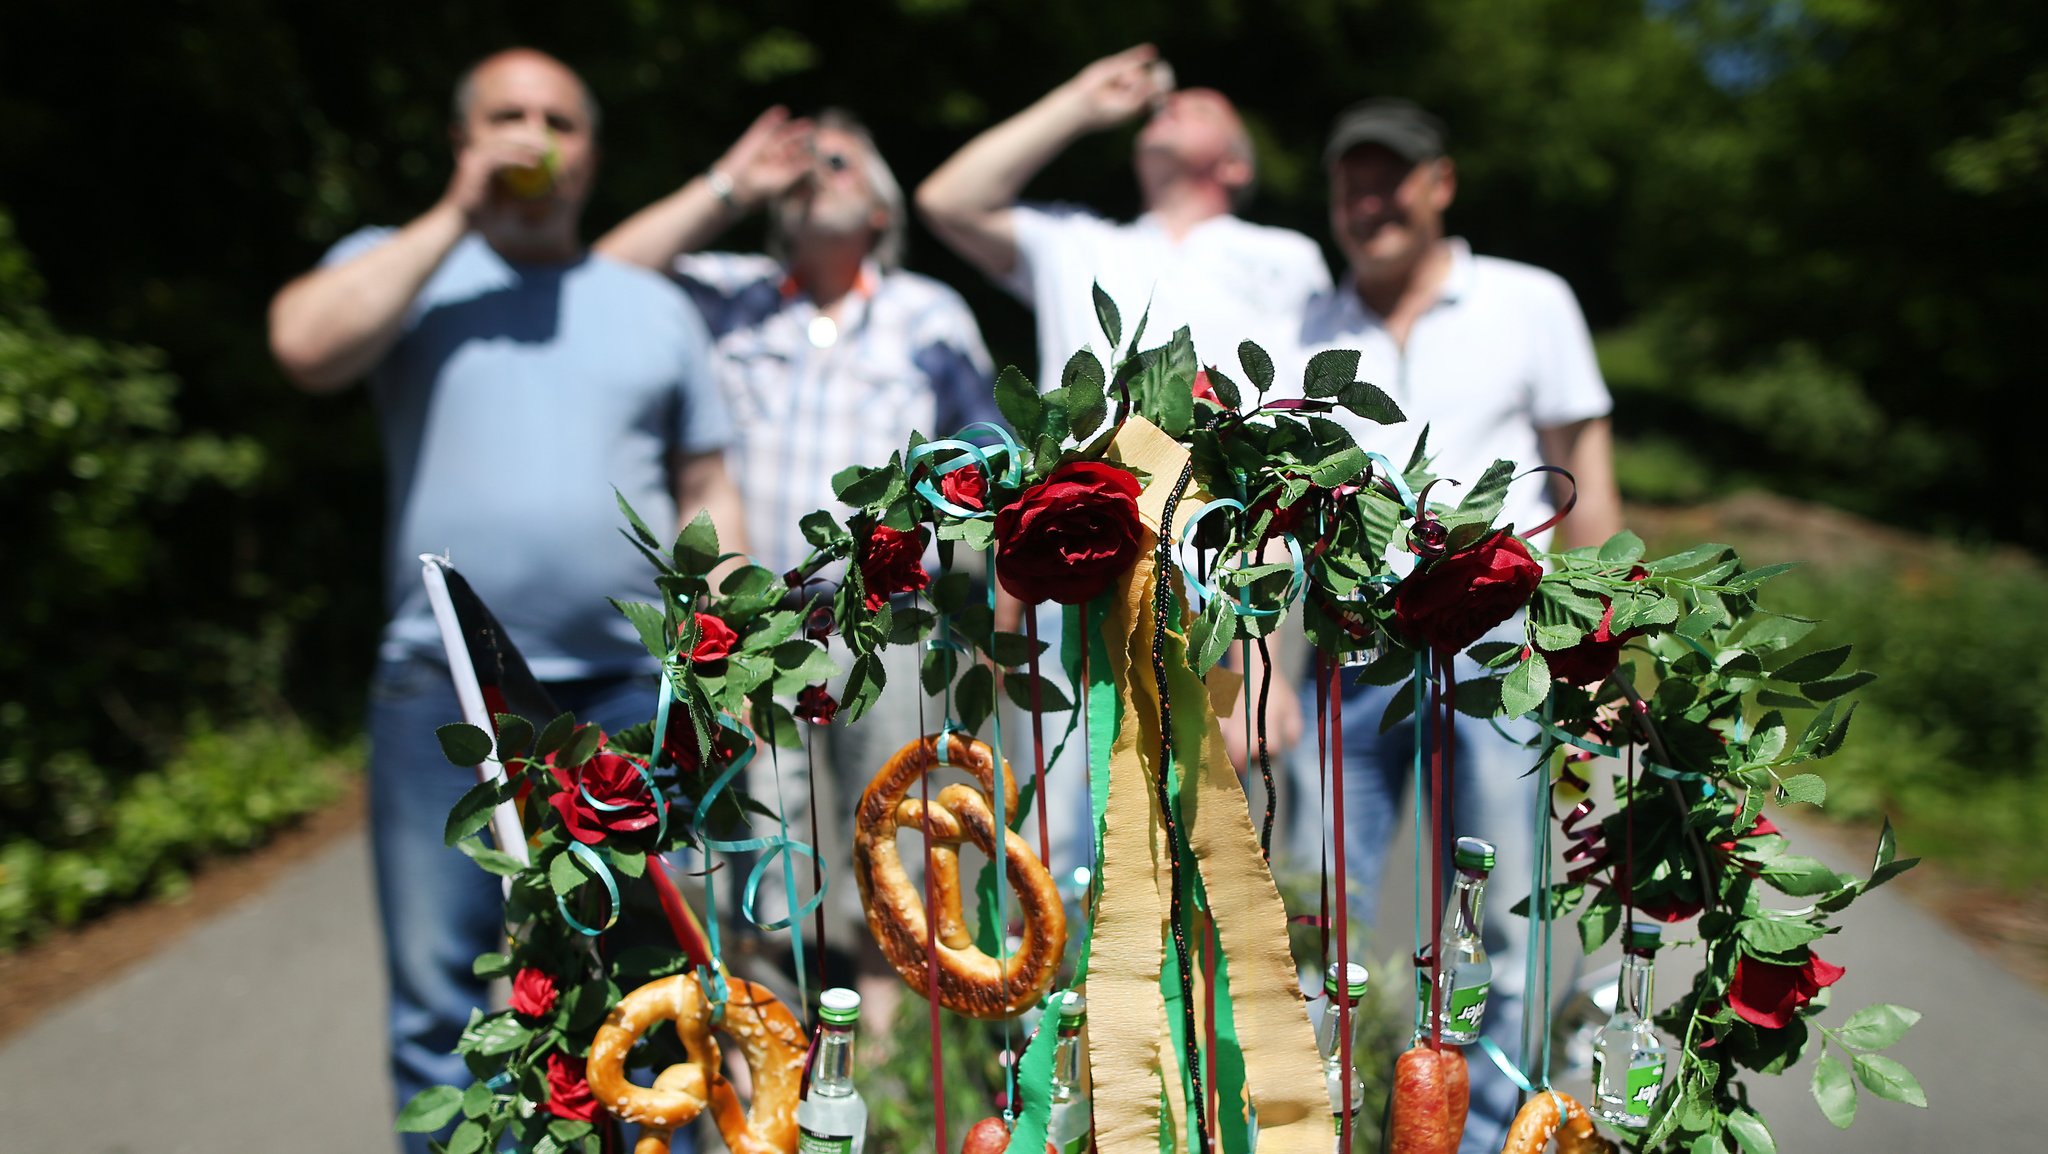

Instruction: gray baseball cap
[1323,98,1448,166]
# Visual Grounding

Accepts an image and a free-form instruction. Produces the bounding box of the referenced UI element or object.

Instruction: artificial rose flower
[548,748,660,845]
[994,460,1144,604]
[1715,813,1782,855]
[1538,567,1651,686]
[1637,893,1706,923]
[938,467,988,512]
[661,710,747,773]
[1729,951,1846,1029]
[544,1052,601,1122]
[689,613,737,663]
[858,524,931,611]
[510,967,559,1019]
[795,684,839,726]
[1392,531,1543,654]
[1191,369,1221,405]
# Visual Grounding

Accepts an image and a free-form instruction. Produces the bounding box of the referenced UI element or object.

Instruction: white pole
[419,554,530,880]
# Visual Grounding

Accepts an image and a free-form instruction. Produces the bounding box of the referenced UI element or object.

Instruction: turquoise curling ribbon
[906,421,1025,519]
[1174,498,1306,617]
[576,759,669,844]
[1363,451,1419,514]
[554,840,623,937]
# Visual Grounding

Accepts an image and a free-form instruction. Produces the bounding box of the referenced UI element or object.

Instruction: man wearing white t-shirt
[1288,98,1623,1154]
[916,44,1325,876]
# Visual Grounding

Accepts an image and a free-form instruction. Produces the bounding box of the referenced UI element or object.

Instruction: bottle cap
[1454,836,1496,873]
[1624,921,1663,955]
[1324,961,1369,1000]
[1054,990,1087,1029]
[819,986,862,1025]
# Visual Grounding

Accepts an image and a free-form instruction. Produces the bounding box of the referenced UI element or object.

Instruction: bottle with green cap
[1045,991,1092,1154]
[1591,921,1667,1128]
[1316,962,1369,1148]
[1421,836,1495,1045]
[798,987,867,1153]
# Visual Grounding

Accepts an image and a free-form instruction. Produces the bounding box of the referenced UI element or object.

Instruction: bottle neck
[1445,870,1488,941]
[1316,995,1360,1061]
[812,1022,858,1094]
[1052,1027,1084,1088]
[1618,952,1655,1021]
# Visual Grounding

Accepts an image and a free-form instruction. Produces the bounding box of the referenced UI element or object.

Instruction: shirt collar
[777,259,882,303]
[1326,236,1475,328]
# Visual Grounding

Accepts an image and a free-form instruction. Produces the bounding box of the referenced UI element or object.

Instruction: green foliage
[0,719,358,949]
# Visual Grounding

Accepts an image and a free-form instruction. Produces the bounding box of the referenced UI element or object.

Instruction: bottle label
[1627,1060,1665,1109]
[1445,981,1489,1031]
[799,1127,856,1154]
[1058,1136,1089,1154]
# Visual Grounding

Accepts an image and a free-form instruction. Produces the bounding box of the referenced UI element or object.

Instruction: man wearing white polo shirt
[1290,98,1622,1154]
[916,43,1325,878]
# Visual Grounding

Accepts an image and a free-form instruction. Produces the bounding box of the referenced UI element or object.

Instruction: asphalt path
[0,809,2033,1152]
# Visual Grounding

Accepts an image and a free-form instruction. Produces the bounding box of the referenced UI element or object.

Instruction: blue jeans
[367,655,668,1154]
[1290,635,1552,1154]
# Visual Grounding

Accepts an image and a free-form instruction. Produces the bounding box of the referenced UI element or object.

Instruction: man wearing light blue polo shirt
[268,48,742,1154]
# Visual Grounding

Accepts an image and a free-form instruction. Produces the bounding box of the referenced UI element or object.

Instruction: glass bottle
[798,987,868,1154]
[1591,922,1668,1127]
[1045,991,1092,1154]
[1317,962,1369,1149]
[1421,836,1494,1045]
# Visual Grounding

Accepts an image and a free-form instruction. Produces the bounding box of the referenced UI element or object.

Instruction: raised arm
[594,107,814,270]
[915,44,1165,279]
[267,127,548,393]
[1537,416,1624,550]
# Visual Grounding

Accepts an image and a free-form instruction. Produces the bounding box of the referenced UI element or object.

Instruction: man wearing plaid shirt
[598,106,998,1014]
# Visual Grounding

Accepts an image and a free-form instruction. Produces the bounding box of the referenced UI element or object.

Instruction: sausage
[1388,1044,1469,1154]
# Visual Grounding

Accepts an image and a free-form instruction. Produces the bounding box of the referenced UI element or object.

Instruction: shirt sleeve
[668,302,736,455]
[319,225,397,269]
[911,287,1001,436]
[1528,274,1613,428]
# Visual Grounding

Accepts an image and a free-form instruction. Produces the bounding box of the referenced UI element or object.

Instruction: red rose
[1729,951,1846,1029]
[994,460,1144,605]
[1637,893,1706,923]
[511,967,559,1019]
[661,711,747,772]
[938,467,988,512]
[1191,369,1221,405]
[689,613,737,663]
[1392,532,1543,654]
[548,748,660,845]
[796,684,839,725]
[1539,567,1650,686]
[1715,813,1781,855]
[544,1052,601,1122]
[858,524,931,611]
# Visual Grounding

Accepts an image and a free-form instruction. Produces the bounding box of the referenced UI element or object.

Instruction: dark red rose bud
[938,466,988,512]
[858,523,931,611]
[796,684,839,726]
[1407,516,1450,559]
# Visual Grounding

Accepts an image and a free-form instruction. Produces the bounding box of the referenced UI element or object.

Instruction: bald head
[452,48,601,134]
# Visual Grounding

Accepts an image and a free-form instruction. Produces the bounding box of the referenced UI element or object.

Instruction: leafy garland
[404,291,1923,1152]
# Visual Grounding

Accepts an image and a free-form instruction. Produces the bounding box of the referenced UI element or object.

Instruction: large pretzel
[1499,1090,1617,1154]
[585,974,806,1154]
[853,732,1067,1018]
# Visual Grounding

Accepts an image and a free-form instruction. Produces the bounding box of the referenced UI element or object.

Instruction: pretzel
[1499,1090,1617,1154]
[853,732,1067,1018]
[585,974,806,1154]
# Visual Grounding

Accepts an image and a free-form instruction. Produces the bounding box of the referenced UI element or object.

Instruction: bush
[0,718,358,949]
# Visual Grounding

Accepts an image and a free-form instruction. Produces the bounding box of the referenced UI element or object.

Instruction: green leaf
[1646,541,1734,574]
[444,780,501,846]
[1779,773,1827,805]
[1337,380,1403,424]
[955,664,996,734]
[609,848,646,878]
[472,951,513,979]
[1092,282,1121,348]
[395,1085,464,1132]
[1304,349,1360,398]
[437,723,494,768]
[1852,1053,1927,1107]
[611,599,670,659]
[1500,650,1551,719]
[549,850,587,897]
[1771,645,1851,683]
[463,1014,532,1057]
[799,509,850,549]
[556,723,602,769]
[1238,340,1275,393]
[841,653,885,725]
[1452,676,1503,718]
[615,488,663,549]
[832,462,897,508]
[548,1119,597,1143]
[920,643,958,697]
[1204,365,1243,409]
[461,1080,493,1119]
[1533,622,1584,650]
[491,714,535,760]
[1379,678,1418,731]
[1813,1050,1858,1128]
[455,838,526,878]
[1725,560,1801,593]
[446,1119,486,1154]
[1579,892,1622,952]
[1062,350,1108,439]
[1804,670,1876,701]
[1761,855,1845,896]
[1739,914,1828,954]
[534,712,576,757]
[1727,1108,1777,1154]
[1834,1004,1922,1051]
[673,509,721,574]
[1455,459,1517,523]
[987,630,1047,668]
[1002,669,1074,713]
[1187,595,1236,676]
[1597,530,1646,564]
[995,365,1044,443]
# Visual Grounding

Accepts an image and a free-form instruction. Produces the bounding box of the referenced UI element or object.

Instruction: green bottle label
[799,1128,855,1154]
[1058,1136,1089,1154]
[1446,981,1489,1031]
[1628,1060,1665,1110]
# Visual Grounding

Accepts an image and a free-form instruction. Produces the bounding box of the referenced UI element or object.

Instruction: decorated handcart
[399,302,1925,1154]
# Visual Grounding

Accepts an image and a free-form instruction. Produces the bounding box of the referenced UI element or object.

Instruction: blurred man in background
[917,43,1321,874]
[267,48,741,1153]
[1288,97,1623,1154]
[597,105,998,1021]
